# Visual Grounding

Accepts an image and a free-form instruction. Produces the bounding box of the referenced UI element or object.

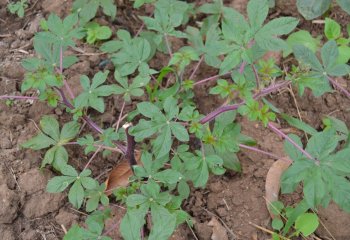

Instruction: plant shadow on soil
[1,0,350,239]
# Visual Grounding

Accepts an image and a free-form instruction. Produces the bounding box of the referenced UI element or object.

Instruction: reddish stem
[0,95,38,100]
[267,122,319,165]
[164,34,173,58]
[193,71,232,87]
[328,76,350,99]
[200,80,291,124]
[239,144,280,159]
[189,55,204,80]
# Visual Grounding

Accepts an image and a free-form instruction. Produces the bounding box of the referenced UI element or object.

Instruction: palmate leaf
[130,97,189,159]
[73,0,117,23]
[255,17,299,51]
[22,116,80,171]
[36,13,84,48]
[74,71,115,113]
[281,129,350,212]
[292,41,350,96]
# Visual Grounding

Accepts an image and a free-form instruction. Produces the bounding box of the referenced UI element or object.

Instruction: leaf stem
[0,95,39,100]
[200,80,291,124]
[193,71,232,87]
[115,101,126,131]
[54,87,128,154]
[164,34,173,58]
[239,144,280,159]
[267,122,319,165]
[59,46,75,99]
[327,76,350,99]
[82,146,102,172]
[251,64,261,89]
[189,55,204,80]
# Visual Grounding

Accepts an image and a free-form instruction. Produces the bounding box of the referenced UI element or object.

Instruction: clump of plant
[1,0,350,239]
[7,0,28,18]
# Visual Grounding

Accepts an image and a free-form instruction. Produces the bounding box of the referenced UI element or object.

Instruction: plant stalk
[0,95,39,100]
[189,55,204,80]
[239,144,280,159]
[267,122,319,164]
[328,76,350,99]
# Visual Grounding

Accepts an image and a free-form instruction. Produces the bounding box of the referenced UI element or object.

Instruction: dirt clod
[22,192,65,219]
[0,184,20,223]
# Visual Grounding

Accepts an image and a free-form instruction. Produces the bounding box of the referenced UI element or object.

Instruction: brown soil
[1,0,350,240]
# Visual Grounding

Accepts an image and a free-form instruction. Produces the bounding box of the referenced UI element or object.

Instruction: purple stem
[200,80,291,124]
[164,34,173,58]
[82,146,102,171]
[0,95,39,100]
[59,47,75,99]
[239,61,246,74]
[328,76,350,99]
[54,87,128,154]
[189,55,204,80]
[267,122,319,164]
[193,71,232,87]
[251,64,260,89]
[239,144,280,159]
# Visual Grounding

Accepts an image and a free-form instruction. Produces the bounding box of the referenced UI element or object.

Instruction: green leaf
[293,45,323,72]
[60,121,80,142]
[284,30,321,57]
[69,180,85,209]
[47,175,76,193]
[137,102,161,118]
[74,71,112,113]
[149,204,177,240]
[296,0,332,20]
[170,122,189,142]
[120,208,147,240]
[325,18,341,40]
[255,17,299,50]
[295,213,319,236]
[247,0,268,28]
[154,169,183,184]
[22,133,56,150]
[322,40,338,70]
[305,130,338,160]
[337,0,350,15]
[153,126,172,159]
[281,114,317,136]
[303,169,326,207]
[272,218,284,231]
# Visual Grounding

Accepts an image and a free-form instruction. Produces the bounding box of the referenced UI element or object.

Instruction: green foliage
[9,0,350,239]
[101,30,154,77]
[297,0,350,20]
[74,71,115,113]
[64,209,112,240]
[72,0,117,24]
[268,200,319,237]
[284,30,321,57]
[7,0,28,18]
[22,116,80,171]
[292,40,350,96]
[130,97,189,158]
[282,129,350,212]
[85,22,112,44]
[47,165,98,208]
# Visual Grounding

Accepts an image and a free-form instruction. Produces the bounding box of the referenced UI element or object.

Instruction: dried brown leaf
[265,157,292,218]
[105,151,141,195]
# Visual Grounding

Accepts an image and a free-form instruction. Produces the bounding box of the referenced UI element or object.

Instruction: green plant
[85,22,112,44]
[1,0,350,239]
[72,0,117,24]
[7,0,28,18]
[269,200,319,239]
[296,0,350,20]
